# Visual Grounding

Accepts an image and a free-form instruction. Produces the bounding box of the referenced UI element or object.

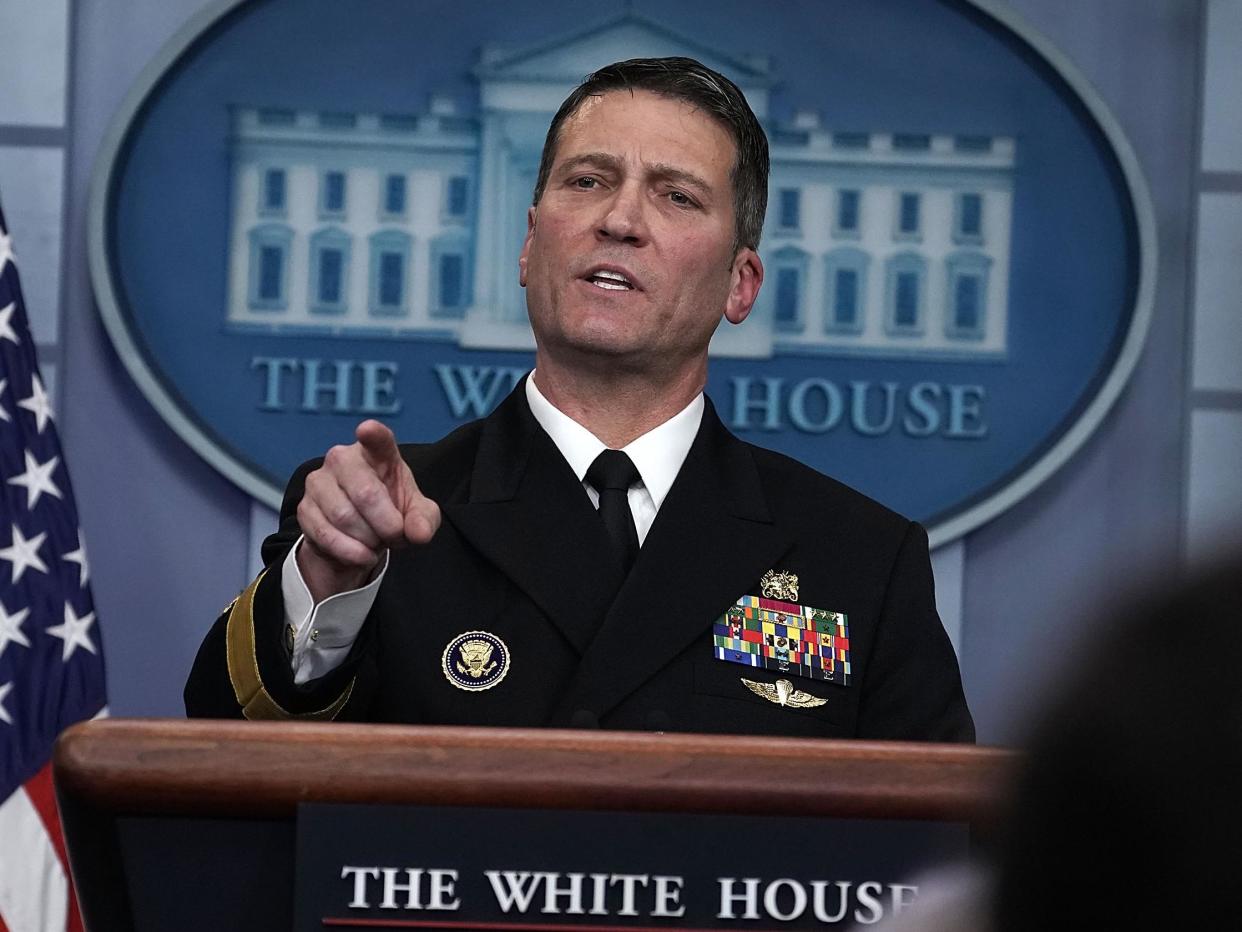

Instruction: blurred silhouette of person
[991,556,1242,929]
[865,556,1242,931]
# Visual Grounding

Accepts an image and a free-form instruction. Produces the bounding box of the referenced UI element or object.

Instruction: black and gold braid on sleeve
[225,570,354,720]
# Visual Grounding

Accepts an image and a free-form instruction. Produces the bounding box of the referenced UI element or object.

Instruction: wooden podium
[54,720,1015,931]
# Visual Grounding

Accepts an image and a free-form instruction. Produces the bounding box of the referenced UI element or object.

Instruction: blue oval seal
[441,630,510,692]
[89,0,1155,546]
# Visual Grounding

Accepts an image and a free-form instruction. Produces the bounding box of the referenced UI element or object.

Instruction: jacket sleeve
[854,521,975,742]
[183,458,373,720]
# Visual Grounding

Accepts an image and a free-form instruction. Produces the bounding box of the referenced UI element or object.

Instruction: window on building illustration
[319,111,356,129]
[262,169,286,213]
[892,133,931,151]
[247,223,292,311]
[431,233,471,318]
[322,171,347,216]
[446,176,469,218]
[259,247,283,302]
[384,174,407,216]
[440,254,464,311]
[824,248,868,334]
[885,253,926,334]
[956,193,983,242]
[897,193,921,237]
[257,108,295,126]
[368,230,411,315]
[310,228,351,314]
[379,253,404,307]
[380,114,419,132]
[778,189,801,230]
[775,267,800,328]
[318,249,343,306]
[894,273,919,327]
[833,132,870,149]
[954,275,980,331]
[954,135,992,153]
[769,247,807,332]
[834,269,859,327]
[945,251,991,340]
[836,189,860,234]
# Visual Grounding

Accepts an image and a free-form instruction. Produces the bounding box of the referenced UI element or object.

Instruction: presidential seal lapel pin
[740,677,828,709]
[442,630,510,691]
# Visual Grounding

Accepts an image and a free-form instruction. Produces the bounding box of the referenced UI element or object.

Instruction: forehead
[553,89,736,179]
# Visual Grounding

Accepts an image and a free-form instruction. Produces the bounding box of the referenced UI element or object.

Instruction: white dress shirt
[282,373,704,684]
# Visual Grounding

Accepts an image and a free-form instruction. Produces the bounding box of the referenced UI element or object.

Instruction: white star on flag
[46,603,97,661]
[0,226,13,274]
[0,601,30,658]
[7,449,62,509]
[0,681,12,725]
[0,523,48,583]
[0,378,10,423]
[0,302,19,345]
[63,535,89,586]
[17,374,53,433]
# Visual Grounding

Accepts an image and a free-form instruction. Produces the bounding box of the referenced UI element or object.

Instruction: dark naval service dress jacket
[185,381,974,742]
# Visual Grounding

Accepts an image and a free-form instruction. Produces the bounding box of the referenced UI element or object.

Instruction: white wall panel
[1187,409,1242,563]
[1192,193,1242,391]
[0,0,69,126]
[1203,0,1242,171]
[0,146,64,344]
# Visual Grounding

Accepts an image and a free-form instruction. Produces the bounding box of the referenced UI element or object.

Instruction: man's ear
[518,205,537,288]
[724,247,764,325]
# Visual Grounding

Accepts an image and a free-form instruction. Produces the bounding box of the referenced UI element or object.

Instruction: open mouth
[585,269,635,292]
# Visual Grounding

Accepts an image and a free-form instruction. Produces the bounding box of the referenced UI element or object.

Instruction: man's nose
[596,182,648,245]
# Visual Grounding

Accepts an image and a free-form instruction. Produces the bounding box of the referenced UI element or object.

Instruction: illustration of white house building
[225,13,1013,361]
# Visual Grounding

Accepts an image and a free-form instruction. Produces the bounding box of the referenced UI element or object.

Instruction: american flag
[0,199,105,931]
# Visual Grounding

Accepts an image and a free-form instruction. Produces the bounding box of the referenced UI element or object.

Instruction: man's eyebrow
[648,163,714,197]
[556,152,623,175]
[555,153,715,197]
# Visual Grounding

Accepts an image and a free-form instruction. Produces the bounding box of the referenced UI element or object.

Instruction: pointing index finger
[355,419,403,470]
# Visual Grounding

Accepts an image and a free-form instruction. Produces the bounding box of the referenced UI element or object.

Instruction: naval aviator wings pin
[741,677,828,709]
[711,570,851,686]
[442,630,510,691]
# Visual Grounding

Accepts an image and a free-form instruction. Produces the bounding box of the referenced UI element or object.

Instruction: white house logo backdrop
[89,0,1154,544]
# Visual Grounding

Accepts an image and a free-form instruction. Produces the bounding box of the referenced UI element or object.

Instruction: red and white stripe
[0,708,106,932]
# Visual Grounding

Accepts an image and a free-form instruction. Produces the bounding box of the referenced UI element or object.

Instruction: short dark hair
[531,56,769,253]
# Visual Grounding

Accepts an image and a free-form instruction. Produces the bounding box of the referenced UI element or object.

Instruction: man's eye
[668,190,696,207]
[573,176,598,189]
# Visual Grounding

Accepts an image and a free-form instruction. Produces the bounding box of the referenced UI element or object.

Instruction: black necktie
[585,449,641,578]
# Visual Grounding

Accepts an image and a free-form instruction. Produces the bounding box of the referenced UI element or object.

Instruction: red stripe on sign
[25,763,85,932]
[0,908,9,932]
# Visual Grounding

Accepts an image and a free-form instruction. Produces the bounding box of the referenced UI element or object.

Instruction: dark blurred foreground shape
[993,557,1242,930]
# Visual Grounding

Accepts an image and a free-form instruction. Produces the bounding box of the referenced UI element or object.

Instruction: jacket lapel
[441,383,619,654]
[551,400,792,723]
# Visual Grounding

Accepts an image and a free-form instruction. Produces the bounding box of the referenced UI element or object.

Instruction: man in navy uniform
[186,57,974,741]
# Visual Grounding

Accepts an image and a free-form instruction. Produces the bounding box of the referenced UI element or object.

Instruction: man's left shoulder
[743,441,911,536]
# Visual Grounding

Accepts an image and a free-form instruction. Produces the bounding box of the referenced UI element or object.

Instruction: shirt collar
[525,372,704,511]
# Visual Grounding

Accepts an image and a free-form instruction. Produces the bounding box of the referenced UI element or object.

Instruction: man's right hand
[295,419,441,603]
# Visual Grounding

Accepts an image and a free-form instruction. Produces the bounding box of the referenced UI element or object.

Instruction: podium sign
[296,803,967,929]
[54,721,1013,932]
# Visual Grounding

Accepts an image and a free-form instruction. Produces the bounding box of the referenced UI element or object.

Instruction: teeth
[592,280,629,291]
[590,269,632,287]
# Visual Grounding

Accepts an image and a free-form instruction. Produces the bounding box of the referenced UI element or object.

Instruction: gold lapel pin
[741,677,827,708]
[760,569,799,602]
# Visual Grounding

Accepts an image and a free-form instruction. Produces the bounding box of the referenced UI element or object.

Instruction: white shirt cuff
[281,536,388,684]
